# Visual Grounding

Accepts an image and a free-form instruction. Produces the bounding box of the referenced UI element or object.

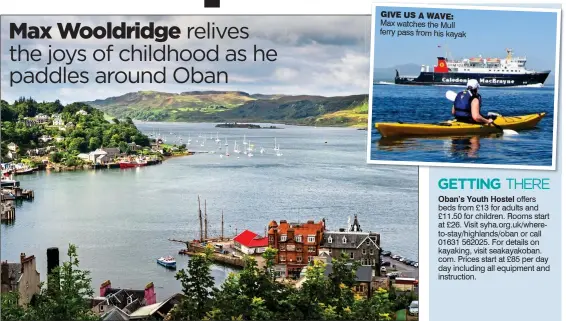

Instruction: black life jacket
[454,90,481,119]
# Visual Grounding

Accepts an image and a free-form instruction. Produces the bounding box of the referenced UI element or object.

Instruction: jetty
[1,191,16,222]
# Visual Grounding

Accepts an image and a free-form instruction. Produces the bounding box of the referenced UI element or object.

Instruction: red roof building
[233,230,268,255]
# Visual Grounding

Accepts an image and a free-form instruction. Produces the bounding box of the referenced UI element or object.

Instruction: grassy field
[314,100,369,128]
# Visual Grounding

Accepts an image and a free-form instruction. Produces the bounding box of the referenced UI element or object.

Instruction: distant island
[84,90,368,128]
[215,123,282,129]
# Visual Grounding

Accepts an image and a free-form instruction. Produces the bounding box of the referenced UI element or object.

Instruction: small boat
[157,256,176,269]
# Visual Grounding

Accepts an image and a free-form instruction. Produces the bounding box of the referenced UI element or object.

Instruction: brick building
[267,219,326,278]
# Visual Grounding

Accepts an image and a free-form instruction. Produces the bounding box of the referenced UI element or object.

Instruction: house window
[279,245,285,251]
[370,249,374,255]
[328,236,333,243]
[297,256,303,262]
[308,246,316,253]
[269,236,274,243]
[280,235,287,242]
[279,255,286,262]
[329,248,332,253]
[296,247,303,252]
[342,236,347,244]
[350,252,354,259]
[295,235,302,242]
[307,235,315,243]
[366,239,370,245]
[362,249,366,255]
[308,256,313,262]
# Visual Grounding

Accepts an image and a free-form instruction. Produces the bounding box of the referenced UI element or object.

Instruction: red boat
[119,159,148,169]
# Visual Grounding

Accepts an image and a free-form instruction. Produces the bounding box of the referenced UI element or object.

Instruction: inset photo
[367,4,560,170]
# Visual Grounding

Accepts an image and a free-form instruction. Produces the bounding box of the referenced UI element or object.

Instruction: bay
[1,122,417,300]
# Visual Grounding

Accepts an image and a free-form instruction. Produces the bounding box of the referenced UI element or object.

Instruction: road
[382,256,419,279]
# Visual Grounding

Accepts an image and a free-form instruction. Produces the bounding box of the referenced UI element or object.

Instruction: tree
[172,245,217,320]
[88,137,101,151]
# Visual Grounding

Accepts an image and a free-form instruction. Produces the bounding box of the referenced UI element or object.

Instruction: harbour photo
[368,5,560,169]
[1,15,420,321]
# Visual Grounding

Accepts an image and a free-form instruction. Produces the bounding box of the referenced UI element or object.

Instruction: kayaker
[452,79,493,125]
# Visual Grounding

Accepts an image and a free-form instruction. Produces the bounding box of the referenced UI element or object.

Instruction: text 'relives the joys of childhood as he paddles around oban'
[6,21,279,87]
[379,10,465,39]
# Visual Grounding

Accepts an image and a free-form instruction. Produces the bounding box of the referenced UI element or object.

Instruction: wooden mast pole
[221,210,224,240]
[198,195,203,242]
[204,199,208,240]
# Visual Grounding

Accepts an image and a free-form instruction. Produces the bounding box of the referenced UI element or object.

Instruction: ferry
[394,49,550,87]
[157,256,176,269]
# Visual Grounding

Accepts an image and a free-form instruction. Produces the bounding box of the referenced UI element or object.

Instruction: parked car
[413,262,419,268]
[381,261,391,267]
[391,255,400,260]
[380,267,387,274]
[381,250,391,256]
[387,272,400,278]
[408,301,419,316]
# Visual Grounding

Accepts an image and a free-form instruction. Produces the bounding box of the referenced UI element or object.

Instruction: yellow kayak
[375,113,546,138]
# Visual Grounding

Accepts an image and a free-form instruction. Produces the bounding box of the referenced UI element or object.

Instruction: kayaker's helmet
[466,79,480,90]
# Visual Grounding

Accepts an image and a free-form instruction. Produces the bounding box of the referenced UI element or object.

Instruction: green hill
[84,91,369,127]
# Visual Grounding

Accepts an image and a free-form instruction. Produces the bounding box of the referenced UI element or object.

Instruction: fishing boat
[119,158,147,169]
[157,256,176,269]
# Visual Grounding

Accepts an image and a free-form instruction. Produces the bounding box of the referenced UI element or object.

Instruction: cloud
[1,15,371,103]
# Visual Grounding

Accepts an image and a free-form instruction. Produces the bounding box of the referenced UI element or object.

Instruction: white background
[1,1,564,321]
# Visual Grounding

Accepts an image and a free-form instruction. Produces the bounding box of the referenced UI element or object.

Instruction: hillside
[84,91,369,127]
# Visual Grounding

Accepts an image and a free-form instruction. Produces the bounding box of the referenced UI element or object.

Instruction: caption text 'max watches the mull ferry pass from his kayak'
[379,10,466,39]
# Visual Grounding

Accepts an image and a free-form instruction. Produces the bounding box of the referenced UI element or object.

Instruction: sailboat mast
[204,200,208,240]
[198,195,203,242]
[221,210,224,240]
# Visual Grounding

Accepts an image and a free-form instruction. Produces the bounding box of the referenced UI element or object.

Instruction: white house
[39,135,52,143]
[7,143,18,152]
[34,114,50,124]
[233,230,268,255]
[76,110,88,116]
[52,114,64,126]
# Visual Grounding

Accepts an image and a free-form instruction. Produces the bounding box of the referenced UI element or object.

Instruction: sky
[1,16,371,104]
[373,7,559,71]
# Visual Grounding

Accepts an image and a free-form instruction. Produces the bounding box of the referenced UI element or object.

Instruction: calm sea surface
[370,85,555,166]
[2,123,417,300]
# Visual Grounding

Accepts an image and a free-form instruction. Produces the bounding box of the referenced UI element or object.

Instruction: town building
[233,230,268,255]
[7,143,18,152]
[295,262,373,298]
[39,135,53,143]
[1,253,41,306]
[34,114,50,124]
[92,280,184,321]
[1,191,16,222]
[87,148,121,164]
[76,109,89,116]
[52,114,64,126]
[267,219,326,278]
[320,215,381,269]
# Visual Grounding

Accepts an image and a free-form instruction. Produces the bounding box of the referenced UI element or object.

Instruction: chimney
[46,247,60,291]
[20,253,26,273]
[287,228,295,240]
[100,280,111,297]
[1,262,9,286]
[280,220,287,224]
[144,282,156,305]
[307,220,314,224]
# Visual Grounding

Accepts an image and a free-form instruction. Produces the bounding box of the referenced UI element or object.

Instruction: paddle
[445,90,519,135]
